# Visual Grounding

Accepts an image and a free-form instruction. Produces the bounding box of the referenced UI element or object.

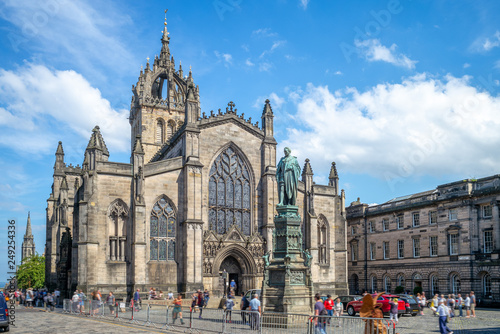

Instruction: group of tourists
[11,288,60,310]
[236,293,261,330]
[313,293,344,333]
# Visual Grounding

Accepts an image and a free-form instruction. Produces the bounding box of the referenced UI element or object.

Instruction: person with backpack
[78,290,86,314]
[197,289,204,318]
[240,293,249,325]
[314,293,327,334]
[203,289,210,308]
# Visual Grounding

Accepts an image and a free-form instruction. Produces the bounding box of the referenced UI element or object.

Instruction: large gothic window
[150,196,176,261]
[209,146,251,235]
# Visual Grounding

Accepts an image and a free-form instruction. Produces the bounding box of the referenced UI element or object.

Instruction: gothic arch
[212,244,257,276]
[208,142,255,235]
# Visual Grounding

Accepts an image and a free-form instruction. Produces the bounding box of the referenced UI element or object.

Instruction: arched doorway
[212,244,257,296]
[220,256,242,295]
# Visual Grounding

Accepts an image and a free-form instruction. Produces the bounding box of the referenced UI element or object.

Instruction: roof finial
[164,9,168,26]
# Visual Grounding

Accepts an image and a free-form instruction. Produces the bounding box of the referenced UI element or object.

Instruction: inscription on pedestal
[270,271,285,285]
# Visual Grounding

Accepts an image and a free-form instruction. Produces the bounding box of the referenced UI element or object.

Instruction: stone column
[110,238,115,260]
[493,202,500,251]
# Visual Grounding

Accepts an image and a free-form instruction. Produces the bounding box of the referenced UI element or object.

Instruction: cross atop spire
[160,9,170,60]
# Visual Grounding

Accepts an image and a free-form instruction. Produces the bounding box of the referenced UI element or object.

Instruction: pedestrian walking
[314,293,327,334]
[25,288,34,309]
[225,294,234,323]
[240,292,249,324]
[204,289,210,307]
[437,301,453,334]
[389,297,398,324]
[197,289,204,318]
[464,294,471,318]
[106,292,115,315]
[333,297,343,327]
[133,288,141,311]
[71,290,80,313]
[78,290,86,314]
[172,294,185,325]
[249,294,261,330]
[324,295,334,318]
[470,291,476,318]
[457,294,463,317]
[54,289,60,307]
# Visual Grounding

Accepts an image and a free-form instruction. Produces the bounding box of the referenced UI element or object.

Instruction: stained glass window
[150,196,176,261]
[208,146,252,235]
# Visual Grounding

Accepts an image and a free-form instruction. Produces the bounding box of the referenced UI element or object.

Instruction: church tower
[21,212,36,262]
[129,10,198,162]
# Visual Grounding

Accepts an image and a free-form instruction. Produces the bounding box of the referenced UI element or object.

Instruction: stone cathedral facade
[45,19,348,299]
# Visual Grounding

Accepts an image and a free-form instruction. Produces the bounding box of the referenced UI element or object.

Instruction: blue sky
[1,0,500,284]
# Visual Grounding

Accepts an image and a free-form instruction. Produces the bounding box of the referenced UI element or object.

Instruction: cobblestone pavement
[5,306,500,333]
[387,308,500,334]
[7,307,173,334]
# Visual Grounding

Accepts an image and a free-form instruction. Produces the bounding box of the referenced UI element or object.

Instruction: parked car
[334,295,363,311]
[397,295,419,316]
[0,294,9,332]
[346,294,406,317]
[243,289,261,301]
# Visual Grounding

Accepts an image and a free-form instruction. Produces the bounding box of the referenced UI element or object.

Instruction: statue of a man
[276,147,301,206]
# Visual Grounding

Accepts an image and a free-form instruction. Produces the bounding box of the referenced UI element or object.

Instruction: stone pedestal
[262,205,314,314]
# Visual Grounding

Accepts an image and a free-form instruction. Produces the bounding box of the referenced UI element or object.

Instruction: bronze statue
[276,147,301,206]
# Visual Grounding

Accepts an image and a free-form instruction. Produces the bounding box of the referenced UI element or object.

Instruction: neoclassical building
[347,175,500,303]
[45,18,348,299]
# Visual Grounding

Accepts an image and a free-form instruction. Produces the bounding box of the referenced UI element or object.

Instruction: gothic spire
[329,162,338,179]
[262,99,273,116]
[160,9,170,60]
[302,158,313,176]
[56,141,64,155]
[25,212,33,237]
[86,126,110,157]
[132,135,145,155]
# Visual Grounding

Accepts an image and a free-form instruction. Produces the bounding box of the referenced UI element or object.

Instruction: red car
[346,294,406,317]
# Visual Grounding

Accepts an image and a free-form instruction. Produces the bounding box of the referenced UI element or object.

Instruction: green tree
[17,254,45,289]
[395,286,405,294]
[413,286,423,296]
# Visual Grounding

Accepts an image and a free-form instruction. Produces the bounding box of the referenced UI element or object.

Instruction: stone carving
[302,249,312,267]
[263,250,271,268]
[276,147,301,206]
[290,271,305,285]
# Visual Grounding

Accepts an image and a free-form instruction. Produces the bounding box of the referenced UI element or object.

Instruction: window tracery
[150,196,176,261]
[208,146,251,235]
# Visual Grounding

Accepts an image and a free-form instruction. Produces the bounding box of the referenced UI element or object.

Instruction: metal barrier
[169,305,190,329]
[190,307,225,333]
[115,301,133,321]
[89,300,103,317]
[260,312,310,334]
[223,310,262,334]
[147,303,169,329]
[130,299,148,325]
[62,299,71,313]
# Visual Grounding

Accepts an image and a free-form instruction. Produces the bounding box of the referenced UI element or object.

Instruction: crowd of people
[8,288,60,311]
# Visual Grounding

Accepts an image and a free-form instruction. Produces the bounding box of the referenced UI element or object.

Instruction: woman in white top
[464,295,471,318]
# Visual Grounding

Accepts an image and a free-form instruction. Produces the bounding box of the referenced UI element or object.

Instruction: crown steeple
[21,212,36,263]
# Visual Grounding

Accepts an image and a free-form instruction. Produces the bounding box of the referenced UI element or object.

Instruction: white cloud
[214,51,233,67]
[355,39,417,70]
[0,64,129,155]
[482,31,500,51]
[300,0,310,9]
[259,62,272,72]
[0,0,135,81]
[245,59,255,66]
[253,92,285,110]
[260,40,287,58]
[252,28,278,38]
[282,74,500,182]
[463,63,471,69]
